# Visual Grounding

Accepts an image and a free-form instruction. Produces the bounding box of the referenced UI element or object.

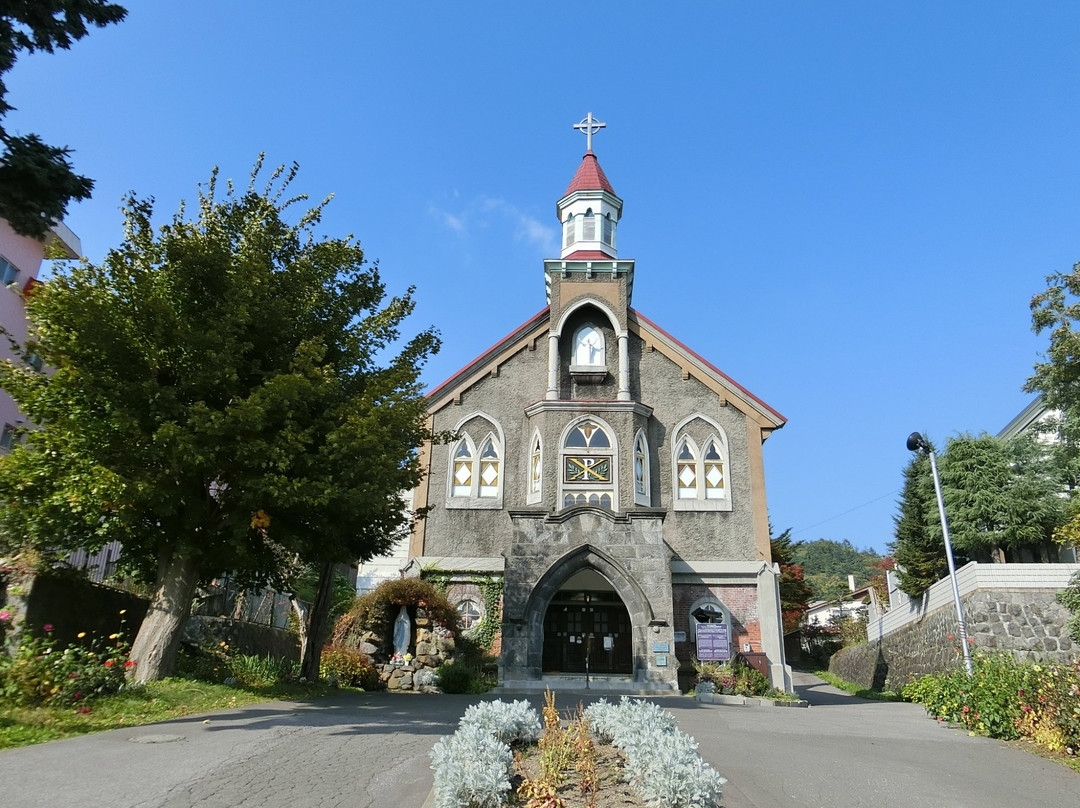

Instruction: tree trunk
[299,561,335,682]
[290,597,309,669]
[128,550,201,684]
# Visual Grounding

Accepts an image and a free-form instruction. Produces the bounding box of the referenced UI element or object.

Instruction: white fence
[867,562,1080,641]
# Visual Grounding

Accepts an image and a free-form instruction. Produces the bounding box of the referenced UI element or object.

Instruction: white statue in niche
[393,605,411,657]
[573,326,605,367]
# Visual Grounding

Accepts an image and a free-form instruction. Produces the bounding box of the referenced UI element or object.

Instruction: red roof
[562,249,616,260]
[564,151,615,196]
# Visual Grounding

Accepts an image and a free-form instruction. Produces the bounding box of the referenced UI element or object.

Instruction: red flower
[124,660,135,668]
[104,660,114,667]
[43,623,53,632]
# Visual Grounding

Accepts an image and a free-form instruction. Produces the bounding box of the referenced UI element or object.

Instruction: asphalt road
[0,672,1075,808]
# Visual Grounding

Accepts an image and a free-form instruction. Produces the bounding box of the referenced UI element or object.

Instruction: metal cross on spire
[574,112,606,152]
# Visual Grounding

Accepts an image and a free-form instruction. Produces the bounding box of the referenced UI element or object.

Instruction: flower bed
[429,692,726,808]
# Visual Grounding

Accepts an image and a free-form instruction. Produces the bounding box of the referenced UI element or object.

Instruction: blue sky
[6,2,1080,558]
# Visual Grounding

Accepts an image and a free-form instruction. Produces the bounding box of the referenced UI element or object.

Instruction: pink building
[0,217,81,448]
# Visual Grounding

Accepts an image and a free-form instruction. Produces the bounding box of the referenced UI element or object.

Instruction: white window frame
[527,429,543,505]
[559,416,618,511]
[671,414,732,512]
[633,429,650,506]
[446,413,504,509]
[0,256,19,286]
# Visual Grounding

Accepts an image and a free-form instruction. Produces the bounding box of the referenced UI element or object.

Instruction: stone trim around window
[671,414,732,512]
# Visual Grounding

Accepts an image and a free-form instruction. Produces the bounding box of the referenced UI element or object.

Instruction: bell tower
[543,114,636,401]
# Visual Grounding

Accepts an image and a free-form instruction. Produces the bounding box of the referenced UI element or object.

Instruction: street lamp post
[906,432,974,675]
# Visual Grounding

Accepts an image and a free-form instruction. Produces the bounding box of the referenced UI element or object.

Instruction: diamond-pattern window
[449,428,502,502]
[452,440,474,497]
[478,437,500,498]
[704,440,725,499]
[674,429,730,506]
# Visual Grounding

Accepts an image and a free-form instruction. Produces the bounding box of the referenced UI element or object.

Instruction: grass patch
[0,677,333,750]
[811,669,903,701]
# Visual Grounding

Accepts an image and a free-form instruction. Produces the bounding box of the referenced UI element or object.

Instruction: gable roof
[425,305,785,432]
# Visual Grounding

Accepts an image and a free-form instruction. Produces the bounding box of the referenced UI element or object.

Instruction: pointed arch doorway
[541,569,633,674]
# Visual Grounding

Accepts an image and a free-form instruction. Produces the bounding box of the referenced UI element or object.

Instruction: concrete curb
[694,692,809,708]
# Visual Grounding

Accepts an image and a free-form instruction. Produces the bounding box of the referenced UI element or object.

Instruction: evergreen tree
[770,527,812,632]
[891,450,946,598]
[940,433,1064,562]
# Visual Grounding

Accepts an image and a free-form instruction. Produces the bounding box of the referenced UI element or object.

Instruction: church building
[407,115,791,691]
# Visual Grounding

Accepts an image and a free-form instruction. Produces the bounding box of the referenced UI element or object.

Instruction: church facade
[407,117,791,691]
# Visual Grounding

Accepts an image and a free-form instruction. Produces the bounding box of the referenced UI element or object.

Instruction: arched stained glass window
[634,430,650,504]
[478,436,500,498]
[447,415,504,507]
[703,439,725,500]
[677,438,698,500]
[565,421,610,448]
[452,438,474,497]
[560,419,616,511]
[529,432,542,500]
[672,417,732,511]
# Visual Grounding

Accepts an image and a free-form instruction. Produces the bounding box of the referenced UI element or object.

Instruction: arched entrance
[541,570,633,674]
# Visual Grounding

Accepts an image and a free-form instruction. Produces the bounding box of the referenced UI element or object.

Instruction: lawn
[0,678,332,750]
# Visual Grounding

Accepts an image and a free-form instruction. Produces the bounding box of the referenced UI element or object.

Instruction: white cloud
[430,196,558,256]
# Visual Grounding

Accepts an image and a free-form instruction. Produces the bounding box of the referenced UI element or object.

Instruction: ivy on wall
[473,575,503,652]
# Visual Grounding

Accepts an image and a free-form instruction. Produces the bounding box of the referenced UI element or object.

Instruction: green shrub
[228,654,299,688]
[436,660,481,694]
[1057,572,1080,645]
[903,651,1041,739]
[0,623,132,706]
[320,645,380,690]
[693,658,772,697]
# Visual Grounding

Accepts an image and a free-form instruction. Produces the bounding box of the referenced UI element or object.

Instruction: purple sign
[696,622,731,661]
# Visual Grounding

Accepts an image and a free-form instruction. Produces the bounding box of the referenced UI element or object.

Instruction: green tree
[0,2,126,237]
[1026,262,1080,547]
[940,433,1064,562]
[790,538,881,602]
[0,160,439,682]
[770,527,812,632]
[892,446,947,598]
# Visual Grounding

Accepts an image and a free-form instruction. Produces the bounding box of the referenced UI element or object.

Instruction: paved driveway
[0,673,1074,807]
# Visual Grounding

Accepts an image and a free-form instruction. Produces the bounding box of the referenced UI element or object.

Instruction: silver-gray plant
[458,698,541,745]
[429,724,513,808]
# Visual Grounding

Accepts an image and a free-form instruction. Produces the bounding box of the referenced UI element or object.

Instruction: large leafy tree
[0,2,126,238]
[0,160,439,682]
[1026,262,1080,544]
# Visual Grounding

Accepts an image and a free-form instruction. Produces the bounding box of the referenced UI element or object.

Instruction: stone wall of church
[633,346,759,561]
[422,343,549,557]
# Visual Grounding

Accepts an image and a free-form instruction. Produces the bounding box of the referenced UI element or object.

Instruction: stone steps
[494,673,679,696]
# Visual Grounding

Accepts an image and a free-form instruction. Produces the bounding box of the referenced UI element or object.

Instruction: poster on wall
[695,622,731,661]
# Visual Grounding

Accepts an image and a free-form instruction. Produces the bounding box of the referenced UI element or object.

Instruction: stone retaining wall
[830,588,1075,691]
